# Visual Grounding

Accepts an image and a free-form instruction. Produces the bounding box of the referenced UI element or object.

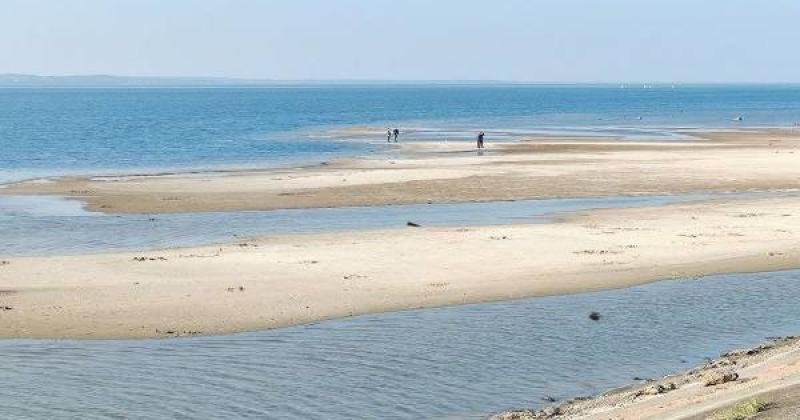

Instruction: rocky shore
[493,336,800,420]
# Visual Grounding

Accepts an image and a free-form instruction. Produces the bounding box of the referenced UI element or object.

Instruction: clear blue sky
[3,0,799,82]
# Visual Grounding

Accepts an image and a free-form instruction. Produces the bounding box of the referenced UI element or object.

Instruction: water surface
[3,85,800,184]
[3,270,800,419]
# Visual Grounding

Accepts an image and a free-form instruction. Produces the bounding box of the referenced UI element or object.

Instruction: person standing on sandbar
[477,131,485,149]
[393,128,400,142]
[387,128,392,143]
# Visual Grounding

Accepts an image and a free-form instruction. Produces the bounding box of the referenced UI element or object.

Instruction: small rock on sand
[636,382,677,397]
[703,369,739,386]
[491,410,536,420]
[723,344,773,358]
[132,256,167,262]
[491,405,561,419]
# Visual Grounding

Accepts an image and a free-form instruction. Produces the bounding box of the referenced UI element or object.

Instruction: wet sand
[1,195,799,339]
[2,131,799,214]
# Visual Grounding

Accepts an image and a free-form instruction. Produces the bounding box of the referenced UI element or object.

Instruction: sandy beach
[2,130,800,340]
[2,129,800,420]
[2,194,800,339]
[9,5,800,418]
[2,131,799,214]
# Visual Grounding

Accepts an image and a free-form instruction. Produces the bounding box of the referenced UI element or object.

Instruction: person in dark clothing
[387,128,392,143]
[477,131,485,149]
[392,128,400,142]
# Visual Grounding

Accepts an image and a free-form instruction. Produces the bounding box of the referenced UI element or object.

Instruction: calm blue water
[2,85,800,183]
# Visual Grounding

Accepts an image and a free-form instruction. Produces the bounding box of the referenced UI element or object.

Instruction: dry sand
[1,195,799,339]
[2,131,799,213]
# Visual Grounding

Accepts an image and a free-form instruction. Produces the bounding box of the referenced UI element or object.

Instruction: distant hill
[0,73,280,87]
[0,74,535,87]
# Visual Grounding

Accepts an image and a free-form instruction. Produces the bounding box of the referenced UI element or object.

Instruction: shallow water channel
[2,270,800,419]
[0,193,715,256]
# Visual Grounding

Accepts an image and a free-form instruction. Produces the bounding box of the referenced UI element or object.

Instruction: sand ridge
[1,195,800,339]
[2,130,799,213]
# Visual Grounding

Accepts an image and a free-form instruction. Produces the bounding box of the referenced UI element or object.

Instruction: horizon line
[2,73,800,86]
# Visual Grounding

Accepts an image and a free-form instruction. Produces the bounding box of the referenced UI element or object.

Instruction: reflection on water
[0,194,711,257]
[3,270,800,419]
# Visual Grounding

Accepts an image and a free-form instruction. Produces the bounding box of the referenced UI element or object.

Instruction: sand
[1,195,800,339]
[2,131,799,213]
[3,129,800,420]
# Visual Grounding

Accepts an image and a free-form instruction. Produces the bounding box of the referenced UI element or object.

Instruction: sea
[2,84,800,419]
[2,84,800,184]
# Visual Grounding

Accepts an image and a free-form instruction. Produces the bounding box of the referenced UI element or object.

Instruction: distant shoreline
[4,74,800,88]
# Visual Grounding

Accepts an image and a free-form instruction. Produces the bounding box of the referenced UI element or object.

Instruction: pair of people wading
[386,128,400,142]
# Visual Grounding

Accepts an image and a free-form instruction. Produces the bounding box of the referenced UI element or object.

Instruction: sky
[2,0,800,82]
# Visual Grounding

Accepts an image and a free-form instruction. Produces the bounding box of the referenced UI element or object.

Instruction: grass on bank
[716,399,768,420]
